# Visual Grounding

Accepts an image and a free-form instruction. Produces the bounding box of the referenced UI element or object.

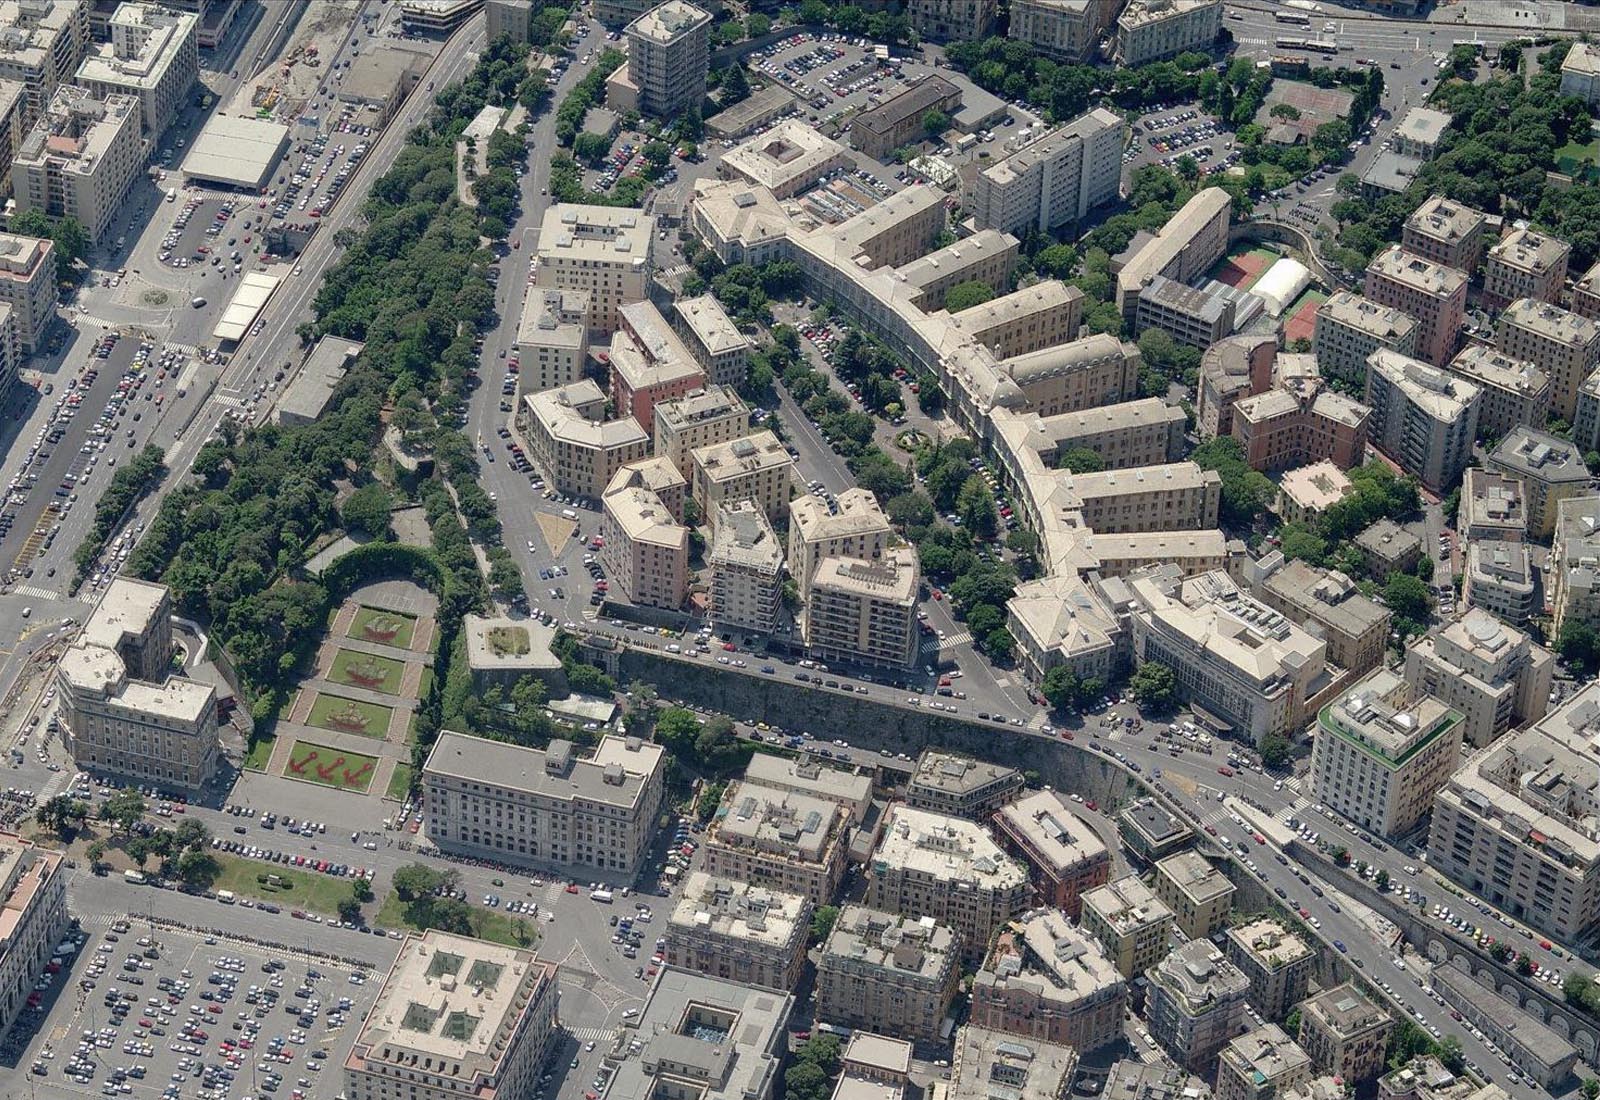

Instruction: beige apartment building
[1482,227,1570,311]
[423,732,665,875]
[804,547,920,669]
[1116,188,1232,320]
[0,231,49,353]
[1255,559,1391,678]
[600,463,689,610]
[0,0,89,118]
[1459,468,1526,544]
[951,1027,1077,1100]
[534,204,655,333]
[1463,539,1537,625]
[1008,0,1121,60]
[1224,919,1314,1022]
[523,380,649,501]
[743,753,874,826]
[898,229,1019,313]
[789,488,891,599]
[1151,850,1235,940]
[1070,462,1221,533]
[946,281,1085,359]
[1116,0,1222,65]
[1216,1026,1313,1100]
[1312,291,1419,386]
[1403,609,1552,751]
[816,905,960,1040]
[1144,939,1251,1073]
[1003,332,1143,416]
[13,85,141,246]
[705,779,848,904]
[1025,399,1186,471]
[709,500,784,635]
[1079,875,1174,979]
[1497,298,1600,421]
[1445,346,1549,441]
[990,789,1111,917]
[674,294,752,386]
[691,430,795,531]
[972,908,1127,1052]
[1487,425,1591,540]
[663,872,810,992]
[1363,349,1480,492]
[75,2,198,137]
[653,384,748,480]
[58,578,217,789]
[1363,246,1467,367]
[0,78,24,197]
[867,804,1031,962]
[342,931,558,1100]
[515,288,589,395]
[969,108,1124,237]
[622,0,710,118]
[907,750,1024,820]
[1297,984,1394,1087]
[1551,494,1600,636]
[0,832,66,1037]
[907,0,998,40]
[1401,196,1490,273]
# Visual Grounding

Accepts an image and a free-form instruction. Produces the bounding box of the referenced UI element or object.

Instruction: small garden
[329,648,406,694]
[283,740,379,793]
[349,605,418,650]
[306,693,394,739]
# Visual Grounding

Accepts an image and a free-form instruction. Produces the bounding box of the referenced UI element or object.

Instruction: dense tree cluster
[1190,436,1275,529]
[784,1034,844,1100]
[73,443,165,589]
[555,47,626,146]
[1277,462,1420,576]
[795,0,914,45]
[10,208,86,279]
[655,708,753,777]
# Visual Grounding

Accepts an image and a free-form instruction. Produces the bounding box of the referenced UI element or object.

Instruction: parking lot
[748,31,922,130]
[270,129,371,225]
[1126,104,1235,176]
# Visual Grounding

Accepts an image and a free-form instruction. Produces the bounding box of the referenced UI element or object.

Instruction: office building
[1458,466,1525,544]
[1363,349,1480,492]
[1430,963,1577,1087]
[1463,541,1537,625]
[0,0,88,117]
[1115,188,1232,320]
[600,462,690,610]
[719,119,850,199]
[1404,609,1552,751]
[0,231,49,353]
[709,500,783,635]
[1444,346,1548,441]
[950,1027,1076,1100]
[1256,559,1390,677]
[1551,494,1600,635]
[534,204,655,333]
[972,908,1126,1053]
[424,733,664,874]
[1216,1026,1313,1100]
[1116,0,1222,65]
[1483,227,1570,311]
[674,294,752,385]
[690,430,794,531]
[1151,851,1235,940]
[907,750,1024,820]
[74,2,196,136]
[1297,984,1393,1087]
[1486,425,1591,540]
[866,804,1031,961]
[990,789,1111,917]
[945,281,1085,359]
[622,0,709,118]
[0,832,66,1036]
[522,380,649,501]
[1133,275,1235,349]
[1363,246,1467,367]
[1117,798,1194,864]
[343,931,558,1100]
[1401,196,1490,273]
[849,75,961,160]
[1223,919,1314,1021]
[1008,0,1121,60]
[705,780,848,904]
[1312,292,1419,386]
[12,85,140,246]
[907,0,998,40]
[664,872,810,992]
[653,384,748,481]
[57,578,217,789]
[816,905,960,1041]
[1144,939,1251,1073]
[611,300,705,434]
[1496,298,1600,421]
[970,108,1123,236]
[804,547,920,669]
[1079,876,1174,980]
[789,488,892,600]
[515,288,589,394]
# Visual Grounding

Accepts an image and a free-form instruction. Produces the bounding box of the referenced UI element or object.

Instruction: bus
[1274,11,1312,24]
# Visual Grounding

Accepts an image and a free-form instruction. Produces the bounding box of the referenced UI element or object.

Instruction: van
[124,870,146,884]
[590,889,614,903]
[217,890,236,904]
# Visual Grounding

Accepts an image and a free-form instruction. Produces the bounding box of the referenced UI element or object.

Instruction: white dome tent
[1252,257,1312,317]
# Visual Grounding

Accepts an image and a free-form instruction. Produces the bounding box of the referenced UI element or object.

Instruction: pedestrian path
[14,585,60,601]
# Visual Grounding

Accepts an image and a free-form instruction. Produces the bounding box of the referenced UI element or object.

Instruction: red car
[1204,825,1218,836]
[1217,765,1235,777]
[1060,731,1074,741]
[1085,800,1098,811]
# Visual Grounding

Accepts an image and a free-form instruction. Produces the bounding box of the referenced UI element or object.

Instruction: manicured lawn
[1558,136,1599,162]
[283,739,379,793]
[348,605,417,650]
[306,692,393,739]
[376,891,541,949]
[386,763,414,801]
[329,648,406,695]
[212,854,357,916]
[486,625,530,656]
[417,665,435,699]
[243,736,276,772]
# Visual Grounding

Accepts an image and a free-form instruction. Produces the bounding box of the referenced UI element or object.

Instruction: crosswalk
[937,631,972,648]
[565,1026,615,1043]
[14,585,60,601]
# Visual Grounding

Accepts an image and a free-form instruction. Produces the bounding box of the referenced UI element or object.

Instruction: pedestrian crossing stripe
[565,1026,615,1042]
[937,631,972,648]
[14,585,59,601]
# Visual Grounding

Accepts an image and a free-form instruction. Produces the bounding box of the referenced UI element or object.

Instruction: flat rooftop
[668,871,808,952]
[1083,876,1173,935]
[712,780,844,864]
[993,789,1107,873]
[822,904,959,983]
[423,731,662,811]
[873,804,1027,889]
[952,1025,1078,1100]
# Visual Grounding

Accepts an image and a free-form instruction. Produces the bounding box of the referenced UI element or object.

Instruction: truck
[124,870,147,884]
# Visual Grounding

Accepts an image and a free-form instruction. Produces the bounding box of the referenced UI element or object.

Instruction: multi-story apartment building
[945,281,1084,359]
[74,2,197,136]
[1198,334,1275,439]
[1008,0,1121,60]
[1002,332,1143,415]
[1391,107,1453,160]
[990,789,1111,917]
[1297,984,1394,1088]
[12,85,140,246]
[866,804,1031,962]
[1216,1026,1313,1100]
[744,754,875,826]
[1561,40,1600,104]
[515,288,589,394]
[0,0,88,118]
[1445,346,1549,440]
[533,204,655,333]
[1115,0,1222,65]
[1313,668,1464,839]
[1463,539,1537,625]
[1363,349,1480,492]
[1428,680,1600,943]
[788,488,892,600]
[1115,187,1232,320]
[1430,963,1577,1088]
[342,931,558,1100]
[1550,494,1600,636]
[1482,227,1570,311]
[1486,426,1591,540]
[484,0,531,40]
[674,294,752,386]
[1401,196,1490,273]
[1224,919,1315,1021]
[804,547,920,668]
[1496,298,1600,421]
[972,908,1126,1052]
[0,833,66,1037]
[907,750,1024,820]
[951,1027,1077,1100]
[423,732,664,875]
[709,500,783,635]
[1363,246,1467,367]
[1103,1061,1210,1100]
[688,178,793,266]
[1575,367,1600,452]
[600,462,689,610]
[1117,798,1194,863]
[663,872,810,992]
[1151,850,1235,940]
[0,231,48,353]
[719,119,851,200]
[522,380,649,502]
[969,108,1123,237]
[1576,259,1600,323]
[1025,399,1186,471]
[899,229,1019,312]
[1133,275,1235,349]
[1255,559,1390,677]
[1231,373,1370,473]
[907,0,998,40]
[1458,466,1526,544]
[57,578,217,789]
[705,779,848,904]
[0,78,24,198]
[848,75,962,160]
[1144,939,1251,1073]
[611,300,706,434]
[1079,876,1174,979]
[653,384,748,481]
[1355,518,1422,579]
[1312,291,1419,386]
[622,0,709,118]
[1404,609,1552,752]
[690,430,794,531]
[1070,463,1221,533]
[815,905,960,1041]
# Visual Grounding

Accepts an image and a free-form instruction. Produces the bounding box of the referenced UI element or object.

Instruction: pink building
[611,301,706,434]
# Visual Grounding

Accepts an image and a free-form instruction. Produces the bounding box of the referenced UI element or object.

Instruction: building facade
[12,85,141,245]
[972,908,1126,1052]
[1496,298,1600,422]
[709,500,784,635]
[533,204,655,333]
[1116,0,1222,65]
[1151,850,1235,940]
[816,905,960,1041]
[1223,919,1314,1022]
[1144,939,1251,1074]
[907,750,1024,820]
[1444,346,1549,441]
[1079,876,1174,979]
[1362,246,1467,367]
[1482,227,1570,311]
[623,0,710,118]
[990,789,1111,917]
[1401,196,1490,273]
[1486,426,1591,540]
[705,780,848,904]
[970,108,1123,237]
[1363,348,1480,492]
[1403,609,1552,752]
[1216,1026,1313,1100]
[522,380,649,501]
[0,834,67,1038]
[1312,291,1419,386]
[74,2,198,136]
[1297,984,1394,1088]
[664,872,811,992]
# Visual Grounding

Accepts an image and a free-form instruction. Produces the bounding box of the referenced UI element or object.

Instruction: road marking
[565,1025,617,1043]
[937,631,973,648]
[14,585,60,601]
